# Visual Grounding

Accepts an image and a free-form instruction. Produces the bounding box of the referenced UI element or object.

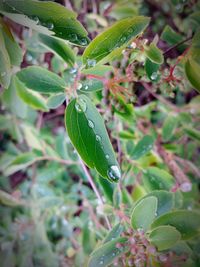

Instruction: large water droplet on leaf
[107,165,121,182]
[96,135,101,142]
[150,72,158,81]
[88,120,94,128]
[69,33,78,42]
[87,59,96,68]
[47,22,54,30]
[75,98,87,113]
[79,38,88,46]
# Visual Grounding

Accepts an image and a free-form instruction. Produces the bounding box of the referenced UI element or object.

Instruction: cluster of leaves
[0,0,200,266]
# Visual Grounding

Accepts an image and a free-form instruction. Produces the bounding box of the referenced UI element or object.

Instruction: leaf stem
[163,35,193,56]
[79,158,112,230]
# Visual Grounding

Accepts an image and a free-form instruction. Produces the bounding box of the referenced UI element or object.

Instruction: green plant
[0,0,200,267]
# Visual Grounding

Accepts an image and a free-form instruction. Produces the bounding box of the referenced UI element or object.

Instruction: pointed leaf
[131,135,154,160]
[47,93,66,109]
[83,16,150,66]
[145,58,160,82]
[149,225,181,251]
[65,95,121,182]
[38,34,75,66]
[88,237,128,267]
[17,66,66,93]
[162,114,179,142]
[131,196,158,231]
[145,43,164,64]
[103,224,124,244]
[15,77,49,111]
[0,0,89,46]
[185,58,200,93]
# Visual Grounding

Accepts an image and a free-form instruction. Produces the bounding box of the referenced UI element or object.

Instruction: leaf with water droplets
[162,114,179,142]
[103,224,124,244]
[0,0,90,46]
[145,58,160,82]
[131,135,154,160]
[151,210,200,240]
[88,237,128,267]
[38,34,75,67]
[17,66,66,93]
[149,225,181,251]
[131,196,158,231]
[65,94,120,182]
[83,16,150,67]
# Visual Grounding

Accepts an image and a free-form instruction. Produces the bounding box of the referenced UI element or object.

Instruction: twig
[79,158,112,230]
[163,35,193,56]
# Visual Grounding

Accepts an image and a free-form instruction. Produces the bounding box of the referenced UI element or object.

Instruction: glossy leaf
[83,16,150,66]
[145,58,160,82]
[145,43,164,64]
[131,196,157,231]
[162,114,179,142]
[183,127,200,143]
[78,79,104,93]
[47,93,66,109]
[103,223,124,244]
[0,0,89,46]
[38,34,75,66]
[149,225,181,251]
[65,95,120,182]
[185,58,200,93]
[142,167,175,192]
[0,18,22,66]
[151,210,200,240]
[88,237,128,267]
[15,77,49,112]
[17,66,66,93]
[131,135,154,160]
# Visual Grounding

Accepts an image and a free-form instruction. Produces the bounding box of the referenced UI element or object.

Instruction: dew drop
[69,33,78,42]
[128,28,133,34]
[96,135,101,142]
[120,36,127,43]
[69,68,77,74]
[84,85,89,90]
[88,120,94,128]
[99,260,104,265]
[112,252,116,256]
[32,16,39,24]
[26,53,33,62]
[150,72,158,81]
[47,22,54,30]
[75,98,87,113]
[105,154,109,159]
[80,37,88,46]
[107,165,121,181]
[87,59,96,68]
[77,83,83,90]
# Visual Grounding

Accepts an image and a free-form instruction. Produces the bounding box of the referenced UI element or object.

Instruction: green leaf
[17,66,66,93]
[149,225,181,251]
[47,93,66,109]
[0,26,11,88]
[83,16,150,66]
[183,127,200,143]
[15,77,49,112]
[0,18,22,66]
[145,43,164,64]
[4,152,37,176]
[65,95,121,182]
[162,114,179,142]
[151,210,200,240]
[131,135,154,160]
[98,178,114,203]
[79,79,104,93]
[137,190,174,217]
[185,58,200,93]
[82,222,96,255]
[103,224,124,244]
[131,196,157,231]
[145,58,160,82]
[38,34,75,67]
[142,167,175,192]
[0,0,90,46]
[88,237,128,267]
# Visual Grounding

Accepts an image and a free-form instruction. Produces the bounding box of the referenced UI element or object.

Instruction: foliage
[0,0,200,267]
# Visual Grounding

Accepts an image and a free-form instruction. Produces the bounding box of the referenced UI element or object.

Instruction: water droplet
[112,252,116,256]
[84,85,89,90]
[99,260,104,265]
[120,36,127,43]
[150,72,158,81]
[75,98,87,113]
[69,68,77,74]
[69,33,78,42]
[47,22,54,30]
[128,28,133,34]
[107,165,121,181]
[87,59,96,67]
[155,212,158,216]
[105,154,109,159]
[26,53,33,62]
[88,120,94,128]
[96,135,101,142]
[1,72,6,77]
[80,37,88,46]
[32,16,39,24]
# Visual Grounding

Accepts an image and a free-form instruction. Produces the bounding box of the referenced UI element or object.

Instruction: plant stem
[163,35,193,56]
[79,158,112,230]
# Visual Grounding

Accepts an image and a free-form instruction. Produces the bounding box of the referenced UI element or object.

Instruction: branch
[163,35,193,56]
